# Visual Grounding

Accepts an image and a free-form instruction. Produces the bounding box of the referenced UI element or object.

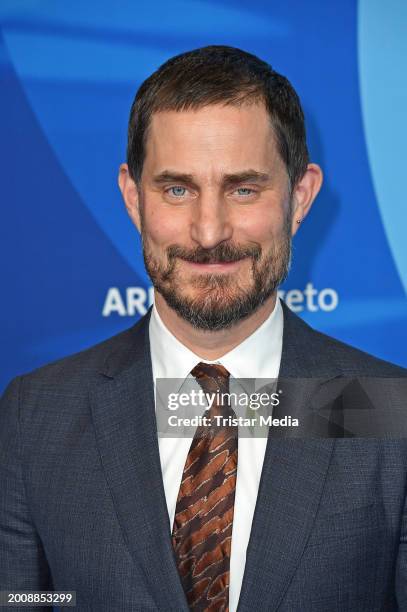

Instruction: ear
[290,163,323,236]
[118,163,141,232]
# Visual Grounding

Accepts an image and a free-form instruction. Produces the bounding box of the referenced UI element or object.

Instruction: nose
[190,192,233,249]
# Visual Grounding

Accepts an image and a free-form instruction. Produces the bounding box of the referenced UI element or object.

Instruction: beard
[140,215,292,331]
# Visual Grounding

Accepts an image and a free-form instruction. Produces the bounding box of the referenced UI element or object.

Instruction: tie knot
[190,362,230,393]
[191,361,230,380]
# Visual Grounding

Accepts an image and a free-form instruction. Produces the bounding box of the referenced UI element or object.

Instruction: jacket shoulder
[280,301,407,377]
[305,324,406,377]
[16,315,148,390]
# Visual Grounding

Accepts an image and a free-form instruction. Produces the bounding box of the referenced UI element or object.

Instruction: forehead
[143,102,283,179]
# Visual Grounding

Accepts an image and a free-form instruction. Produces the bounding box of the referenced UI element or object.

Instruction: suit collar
[278,300,343,378]
[98,307,153,379]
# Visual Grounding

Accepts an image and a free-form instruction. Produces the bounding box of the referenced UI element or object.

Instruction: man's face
[136,102,293,330]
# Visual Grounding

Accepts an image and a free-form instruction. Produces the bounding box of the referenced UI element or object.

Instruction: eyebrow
[152,172,195,186]
[151,170,272,188]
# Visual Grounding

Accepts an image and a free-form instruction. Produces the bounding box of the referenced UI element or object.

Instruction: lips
[181,259,245,272]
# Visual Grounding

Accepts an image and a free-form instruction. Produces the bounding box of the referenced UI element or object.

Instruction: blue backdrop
[1,0,406,392]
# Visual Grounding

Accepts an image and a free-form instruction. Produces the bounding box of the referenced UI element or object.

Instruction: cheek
[143,204,187,249]
[234,193,289,241]
[236,210,285,246]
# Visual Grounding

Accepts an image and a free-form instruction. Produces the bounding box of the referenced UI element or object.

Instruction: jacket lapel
[237,438,335,611]
[89,312,189,611]
[237,302,338,611]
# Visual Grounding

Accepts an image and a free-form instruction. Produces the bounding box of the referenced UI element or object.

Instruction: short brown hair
[127,45,309,191]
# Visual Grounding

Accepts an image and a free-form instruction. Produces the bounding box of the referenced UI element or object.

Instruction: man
[1,45,406,611]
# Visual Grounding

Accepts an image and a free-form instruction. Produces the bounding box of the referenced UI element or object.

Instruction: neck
[154,292,277,360]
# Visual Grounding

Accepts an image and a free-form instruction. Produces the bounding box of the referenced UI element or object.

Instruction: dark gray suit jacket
[1,301,407,611]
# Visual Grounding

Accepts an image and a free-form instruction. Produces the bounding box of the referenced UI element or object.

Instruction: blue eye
[235,187,255,196]
[168,186,187,197]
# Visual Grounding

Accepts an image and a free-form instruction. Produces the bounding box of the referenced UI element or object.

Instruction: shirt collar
[218,298,283,381]
[149,298,283,387]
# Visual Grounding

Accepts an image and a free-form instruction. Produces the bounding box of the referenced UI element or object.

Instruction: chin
[181,284,248,304]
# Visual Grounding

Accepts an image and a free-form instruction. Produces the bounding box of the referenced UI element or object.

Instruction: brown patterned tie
[172,362,238,612]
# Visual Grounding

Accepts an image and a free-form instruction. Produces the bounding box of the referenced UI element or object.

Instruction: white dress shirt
[149,298,283,611]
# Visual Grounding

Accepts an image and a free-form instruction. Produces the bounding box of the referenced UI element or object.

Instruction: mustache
[166,242,262,264]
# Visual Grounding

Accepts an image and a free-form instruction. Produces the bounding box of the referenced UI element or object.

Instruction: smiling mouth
[181,258,247,272]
